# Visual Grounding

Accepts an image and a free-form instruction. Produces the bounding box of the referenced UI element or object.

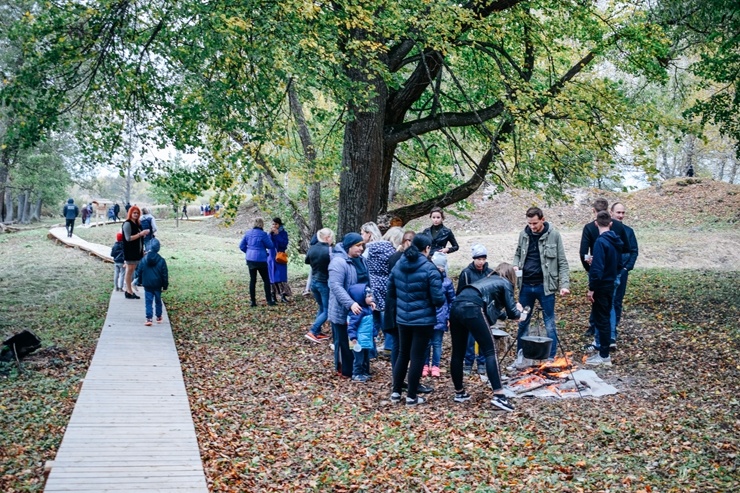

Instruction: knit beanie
[342,232,364,252]
[116,232,123,242]
[471,244,487,258]
[431,252,448,271]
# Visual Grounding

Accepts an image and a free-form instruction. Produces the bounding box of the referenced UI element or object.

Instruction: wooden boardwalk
[44,290,209,492]
[48,226,115,263]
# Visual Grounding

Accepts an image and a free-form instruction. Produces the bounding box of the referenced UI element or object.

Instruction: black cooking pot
[520,336,552,360]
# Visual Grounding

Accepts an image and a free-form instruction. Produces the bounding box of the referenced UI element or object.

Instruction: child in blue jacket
[347,284,376,383]
[135,238,169,326]
[110,232,125,292]
[424,252,456,377]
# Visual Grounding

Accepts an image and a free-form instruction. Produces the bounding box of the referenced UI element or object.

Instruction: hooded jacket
[387,247,444,327]
[135,240,169,290]
[62,199,79,219]
[588,231,623,290]
[328,245,369,325]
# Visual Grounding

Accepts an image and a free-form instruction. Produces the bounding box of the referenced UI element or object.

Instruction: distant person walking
[239,217,276,307]
[62,198,79,238]
[113,202,121,222]
[268,217,291,302]
[80,203,89,226]
[181,204,189,220]
[421,206,459,257]
[135,238,169,326]
[125,202,131,213]
[122,206,149,299]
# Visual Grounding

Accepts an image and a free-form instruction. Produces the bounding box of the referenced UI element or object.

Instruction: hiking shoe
[305,332,322,343]
[586,354,612,366]
[316,333,330,340]
[431,366,441,378]
[463,365,472,375]
[422,365,430,377]
[477,366,487,376]
[417,383,434,394]
[156,317,163,324]
[491,394,515,412]
[390,392,402,403]
[144,319,153,326]
[454,390,471,403]
[406,396,426,406]
[352,374,369,383]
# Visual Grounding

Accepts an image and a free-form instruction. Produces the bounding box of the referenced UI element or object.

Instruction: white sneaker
[585,354,612,366]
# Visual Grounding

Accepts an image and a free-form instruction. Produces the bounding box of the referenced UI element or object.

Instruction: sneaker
[463,365,472,375]
[390,392,402,403]
[417,383,434,394]
[352,374,369,383]
[144,319,153,326]
[422,365,430,377]
[316,333,331,340]
[156,317,163,324]
[305,333,322,343]
[431,366,440,378]
[585,354,612,366]
[609,340,617,351]
[477,366,487,376]
[583,343,598,354]
[491,394,515,412]
[406,396,426,406]
[454,390,471,403]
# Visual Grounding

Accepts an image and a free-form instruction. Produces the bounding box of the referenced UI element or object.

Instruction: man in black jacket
[610,202,639,331]
[579,198,630,350]
[62,198,79,238]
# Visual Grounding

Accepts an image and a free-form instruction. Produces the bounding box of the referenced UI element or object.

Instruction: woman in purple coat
[268,217,292,302]
[239,217,275,307]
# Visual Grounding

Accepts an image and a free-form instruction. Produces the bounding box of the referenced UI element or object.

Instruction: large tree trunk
[18,191,27,224]
[33,196,42,222]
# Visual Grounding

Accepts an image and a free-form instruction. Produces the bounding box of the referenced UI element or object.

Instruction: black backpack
[140,217,154,240]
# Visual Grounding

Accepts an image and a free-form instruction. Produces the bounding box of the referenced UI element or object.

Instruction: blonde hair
[494,262,517,287]
[383,226,404,248]
[253,217,265,229]
[317,227,334,244]
[361,222,383,242]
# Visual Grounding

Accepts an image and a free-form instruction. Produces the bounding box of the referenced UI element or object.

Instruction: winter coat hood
[67,198,74,204]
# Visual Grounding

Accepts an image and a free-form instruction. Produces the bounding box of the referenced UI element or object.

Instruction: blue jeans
[309,280,329,335]
[517,283,558,359]
[464,333,485,367]
[425,330,444,367]
[352,348,370,377]
[611,269,629,331]
[144,288,162,320]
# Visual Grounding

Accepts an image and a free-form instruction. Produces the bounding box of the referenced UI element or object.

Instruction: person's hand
[518,312,528,322]
[350,302,362,315]
[140,229,150,237]
[369,301,377,310]
[350,339,357,348]
[516,302,523,312]
[587,257,593,265]
[587,290,594,303]
[441,248,449,254]
[560,288,570,296]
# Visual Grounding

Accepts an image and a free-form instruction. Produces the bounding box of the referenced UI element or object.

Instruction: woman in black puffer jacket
[386,234,444,406]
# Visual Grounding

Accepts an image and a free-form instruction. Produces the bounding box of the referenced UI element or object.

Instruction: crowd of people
[242,199,638,410]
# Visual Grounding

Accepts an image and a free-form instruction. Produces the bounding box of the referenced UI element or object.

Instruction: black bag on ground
[1,330,42,362]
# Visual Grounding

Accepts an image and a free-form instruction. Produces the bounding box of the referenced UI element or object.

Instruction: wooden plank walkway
[44,290,209,492]
[48,226,115,263]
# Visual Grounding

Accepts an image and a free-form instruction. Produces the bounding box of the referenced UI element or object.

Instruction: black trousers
[591,285,614,358]
[247,261,272,304]
[449,301,503,392]
[65,218,75,236]
[393,324,434,399]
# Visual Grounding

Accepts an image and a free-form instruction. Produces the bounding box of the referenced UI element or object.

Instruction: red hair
[126,205,141,223]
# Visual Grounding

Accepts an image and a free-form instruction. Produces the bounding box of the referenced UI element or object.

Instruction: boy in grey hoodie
[135,238,169,326]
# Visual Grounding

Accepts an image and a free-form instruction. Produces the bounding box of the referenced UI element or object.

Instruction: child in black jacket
[111,232,125,292]
[135,238,169,326]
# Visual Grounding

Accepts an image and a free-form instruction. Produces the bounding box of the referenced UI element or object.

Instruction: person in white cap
[456,244,491,375]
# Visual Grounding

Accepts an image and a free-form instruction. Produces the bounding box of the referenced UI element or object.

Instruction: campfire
[504,353,590,397]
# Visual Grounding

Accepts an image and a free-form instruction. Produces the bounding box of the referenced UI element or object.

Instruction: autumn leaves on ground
[1,180,739,492]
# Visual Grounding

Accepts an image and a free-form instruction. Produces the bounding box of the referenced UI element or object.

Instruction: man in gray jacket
[513,207,570,360]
